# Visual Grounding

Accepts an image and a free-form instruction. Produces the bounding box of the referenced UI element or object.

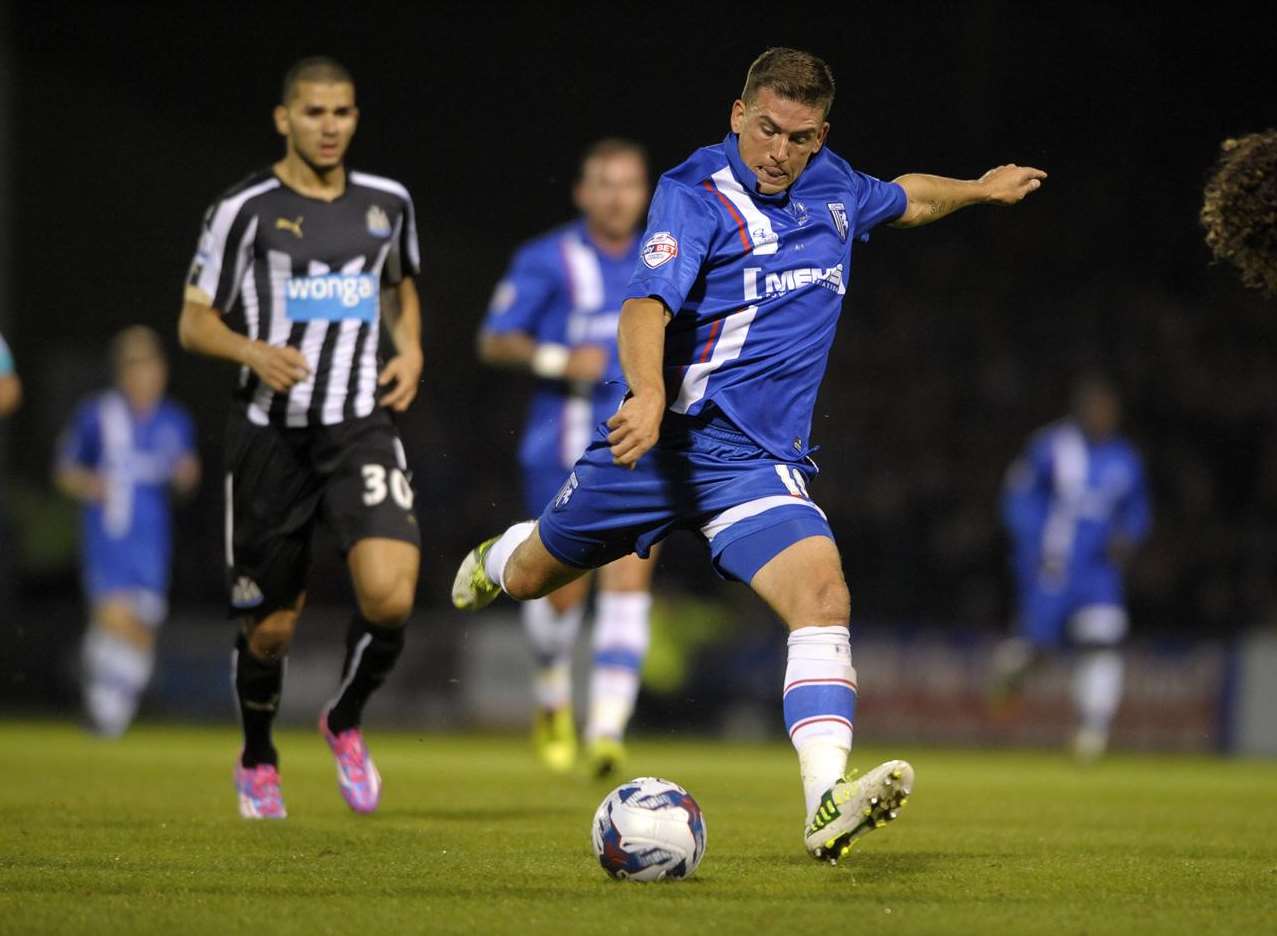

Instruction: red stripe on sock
[783,678,859,695]
[788,715,853,738]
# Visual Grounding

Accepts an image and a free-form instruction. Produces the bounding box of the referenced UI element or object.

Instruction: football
[591,777,707,882]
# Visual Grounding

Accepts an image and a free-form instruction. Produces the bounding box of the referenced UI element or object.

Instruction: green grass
[1,722,1275,935]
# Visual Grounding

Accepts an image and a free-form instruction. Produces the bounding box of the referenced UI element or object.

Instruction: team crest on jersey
[366,205,392,237]
[553,472,580,511]
[641,231,679,269]
[827,202,849,241]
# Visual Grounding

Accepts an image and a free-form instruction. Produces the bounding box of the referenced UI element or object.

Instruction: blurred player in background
[0,331,23,621]
[479,139,655,778]
[0,331,20,417]
[455,47,1046,864]
[55,326,199,736]
[178,57,423,819]
[1202,129,1277,296]
[994,375,1151,761]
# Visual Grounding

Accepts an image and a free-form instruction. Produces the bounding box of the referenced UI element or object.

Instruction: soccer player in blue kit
[55,327,200,736]
[995,375,1151,761]
[479,139,656,778]
[0,331,20,418]
[455,48,1046,863]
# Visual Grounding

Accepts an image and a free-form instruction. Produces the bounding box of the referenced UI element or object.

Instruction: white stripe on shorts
[700,495,827,542]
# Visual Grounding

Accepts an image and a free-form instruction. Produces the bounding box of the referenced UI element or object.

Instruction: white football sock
[784,625,857,820]
[82,627,155,737]
[523,597,585,710]
[1074,648,1123,735]
[484,520,537,592]
[585,591,652,743]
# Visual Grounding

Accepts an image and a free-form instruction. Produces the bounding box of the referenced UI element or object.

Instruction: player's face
[730,88,829,195]
[274,81,359,172]
[575,153,650,241]
[1077,386,1121,440]
[117,350,167,409]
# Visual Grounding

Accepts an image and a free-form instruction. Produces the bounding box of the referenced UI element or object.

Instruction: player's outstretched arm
[890,164,1047,228]
[178,299,309,393]
[607,297,669,469]
[377,278,424,412]
[477,332,608,383]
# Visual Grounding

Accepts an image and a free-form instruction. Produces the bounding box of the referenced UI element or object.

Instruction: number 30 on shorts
[361,464,414,510]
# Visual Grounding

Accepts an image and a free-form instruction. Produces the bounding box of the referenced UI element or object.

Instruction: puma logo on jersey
[275,216,304,238]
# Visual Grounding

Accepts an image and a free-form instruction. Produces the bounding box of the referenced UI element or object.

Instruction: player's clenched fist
[978,164,1048,205]
[246,341,310,392]
[607,391,664,469]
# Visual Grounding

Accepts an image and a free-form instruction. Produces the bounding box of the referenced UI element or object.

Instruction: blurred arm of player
[607,297,670,469]
[377,278,424,412]
[478,331,608,384]
[0,373,20,418]
[178,290,310,392]
[890,164,1047,227]
[54,463,103,502]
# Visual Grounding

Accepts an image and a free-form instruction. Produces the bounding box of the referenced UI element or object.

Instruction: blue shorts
[537,411,834,584]
[83,548,170,628]
[1017,568,1127,648]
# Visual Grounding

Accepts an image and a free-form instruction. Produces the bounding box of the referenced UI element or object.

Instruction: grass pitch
[1,723,1274,935]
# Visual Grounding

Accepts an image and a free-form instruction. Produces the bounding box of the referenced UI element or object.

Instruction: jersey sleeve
[186,197,254,312]
[1001,435,1052,544]
[849,170,907,241]
[1115,451,1153,544]
[383,189,422,285]
[482,244,562,337]
[56,400,101,471]
[0,333,12,378]
[625,180,718,315]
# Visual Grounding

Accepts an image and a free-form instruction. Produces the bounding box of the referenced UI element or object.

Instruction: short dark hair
[741,48,835,118]
[110,325,164,372]
[579,138,649,179]
[281,56,355,104]
[1202,130,1277,295]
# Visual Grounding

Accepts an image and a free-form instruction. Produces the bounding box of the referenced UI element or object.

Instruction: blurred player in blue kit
[0,331,20,418]
[995,376,1151,761]
[55,327,200,736]
[455,48,1046,863]
[479,140,655,778]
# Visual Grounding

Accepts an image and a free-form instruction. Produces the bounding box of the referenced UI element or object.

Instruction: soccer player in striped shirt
[179,57,423,819]
[456,48,1045,863]
[480,139,656,778]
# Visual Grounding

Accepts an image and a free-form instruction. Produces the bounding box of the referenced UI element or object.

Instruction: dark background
[4,0,1276,651]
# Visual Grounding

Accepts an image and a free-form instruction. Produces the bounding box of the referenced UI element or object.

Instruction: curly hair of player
[1201,129,1277,295]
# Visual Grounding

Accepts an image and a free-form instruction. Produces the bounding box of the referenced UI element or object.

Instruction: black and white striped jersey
[186,168,420,428]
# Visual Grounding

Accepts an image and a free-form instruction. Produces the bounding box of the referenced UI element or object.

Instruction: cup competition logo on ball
[591,777,707,882]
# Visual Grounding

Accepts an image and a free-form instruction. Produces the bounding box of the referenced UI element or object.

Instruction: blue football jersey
[625,133,907,461]
[57,392,197,593]
[0,332,13,377]
[483,220,638,471]
[1002,421,1152,591]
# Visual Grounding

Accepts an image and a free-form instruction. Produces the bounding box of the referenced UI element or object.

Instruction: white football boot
[804,759,914,864]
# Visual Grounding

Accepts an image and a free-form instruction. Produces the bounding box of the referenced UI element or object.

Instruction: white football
[591,777,707,882]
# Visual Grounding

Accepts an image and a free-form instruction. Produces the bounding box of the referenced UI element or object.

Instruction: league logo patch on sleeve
[827,202,849,242]
[641,231,679,269]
